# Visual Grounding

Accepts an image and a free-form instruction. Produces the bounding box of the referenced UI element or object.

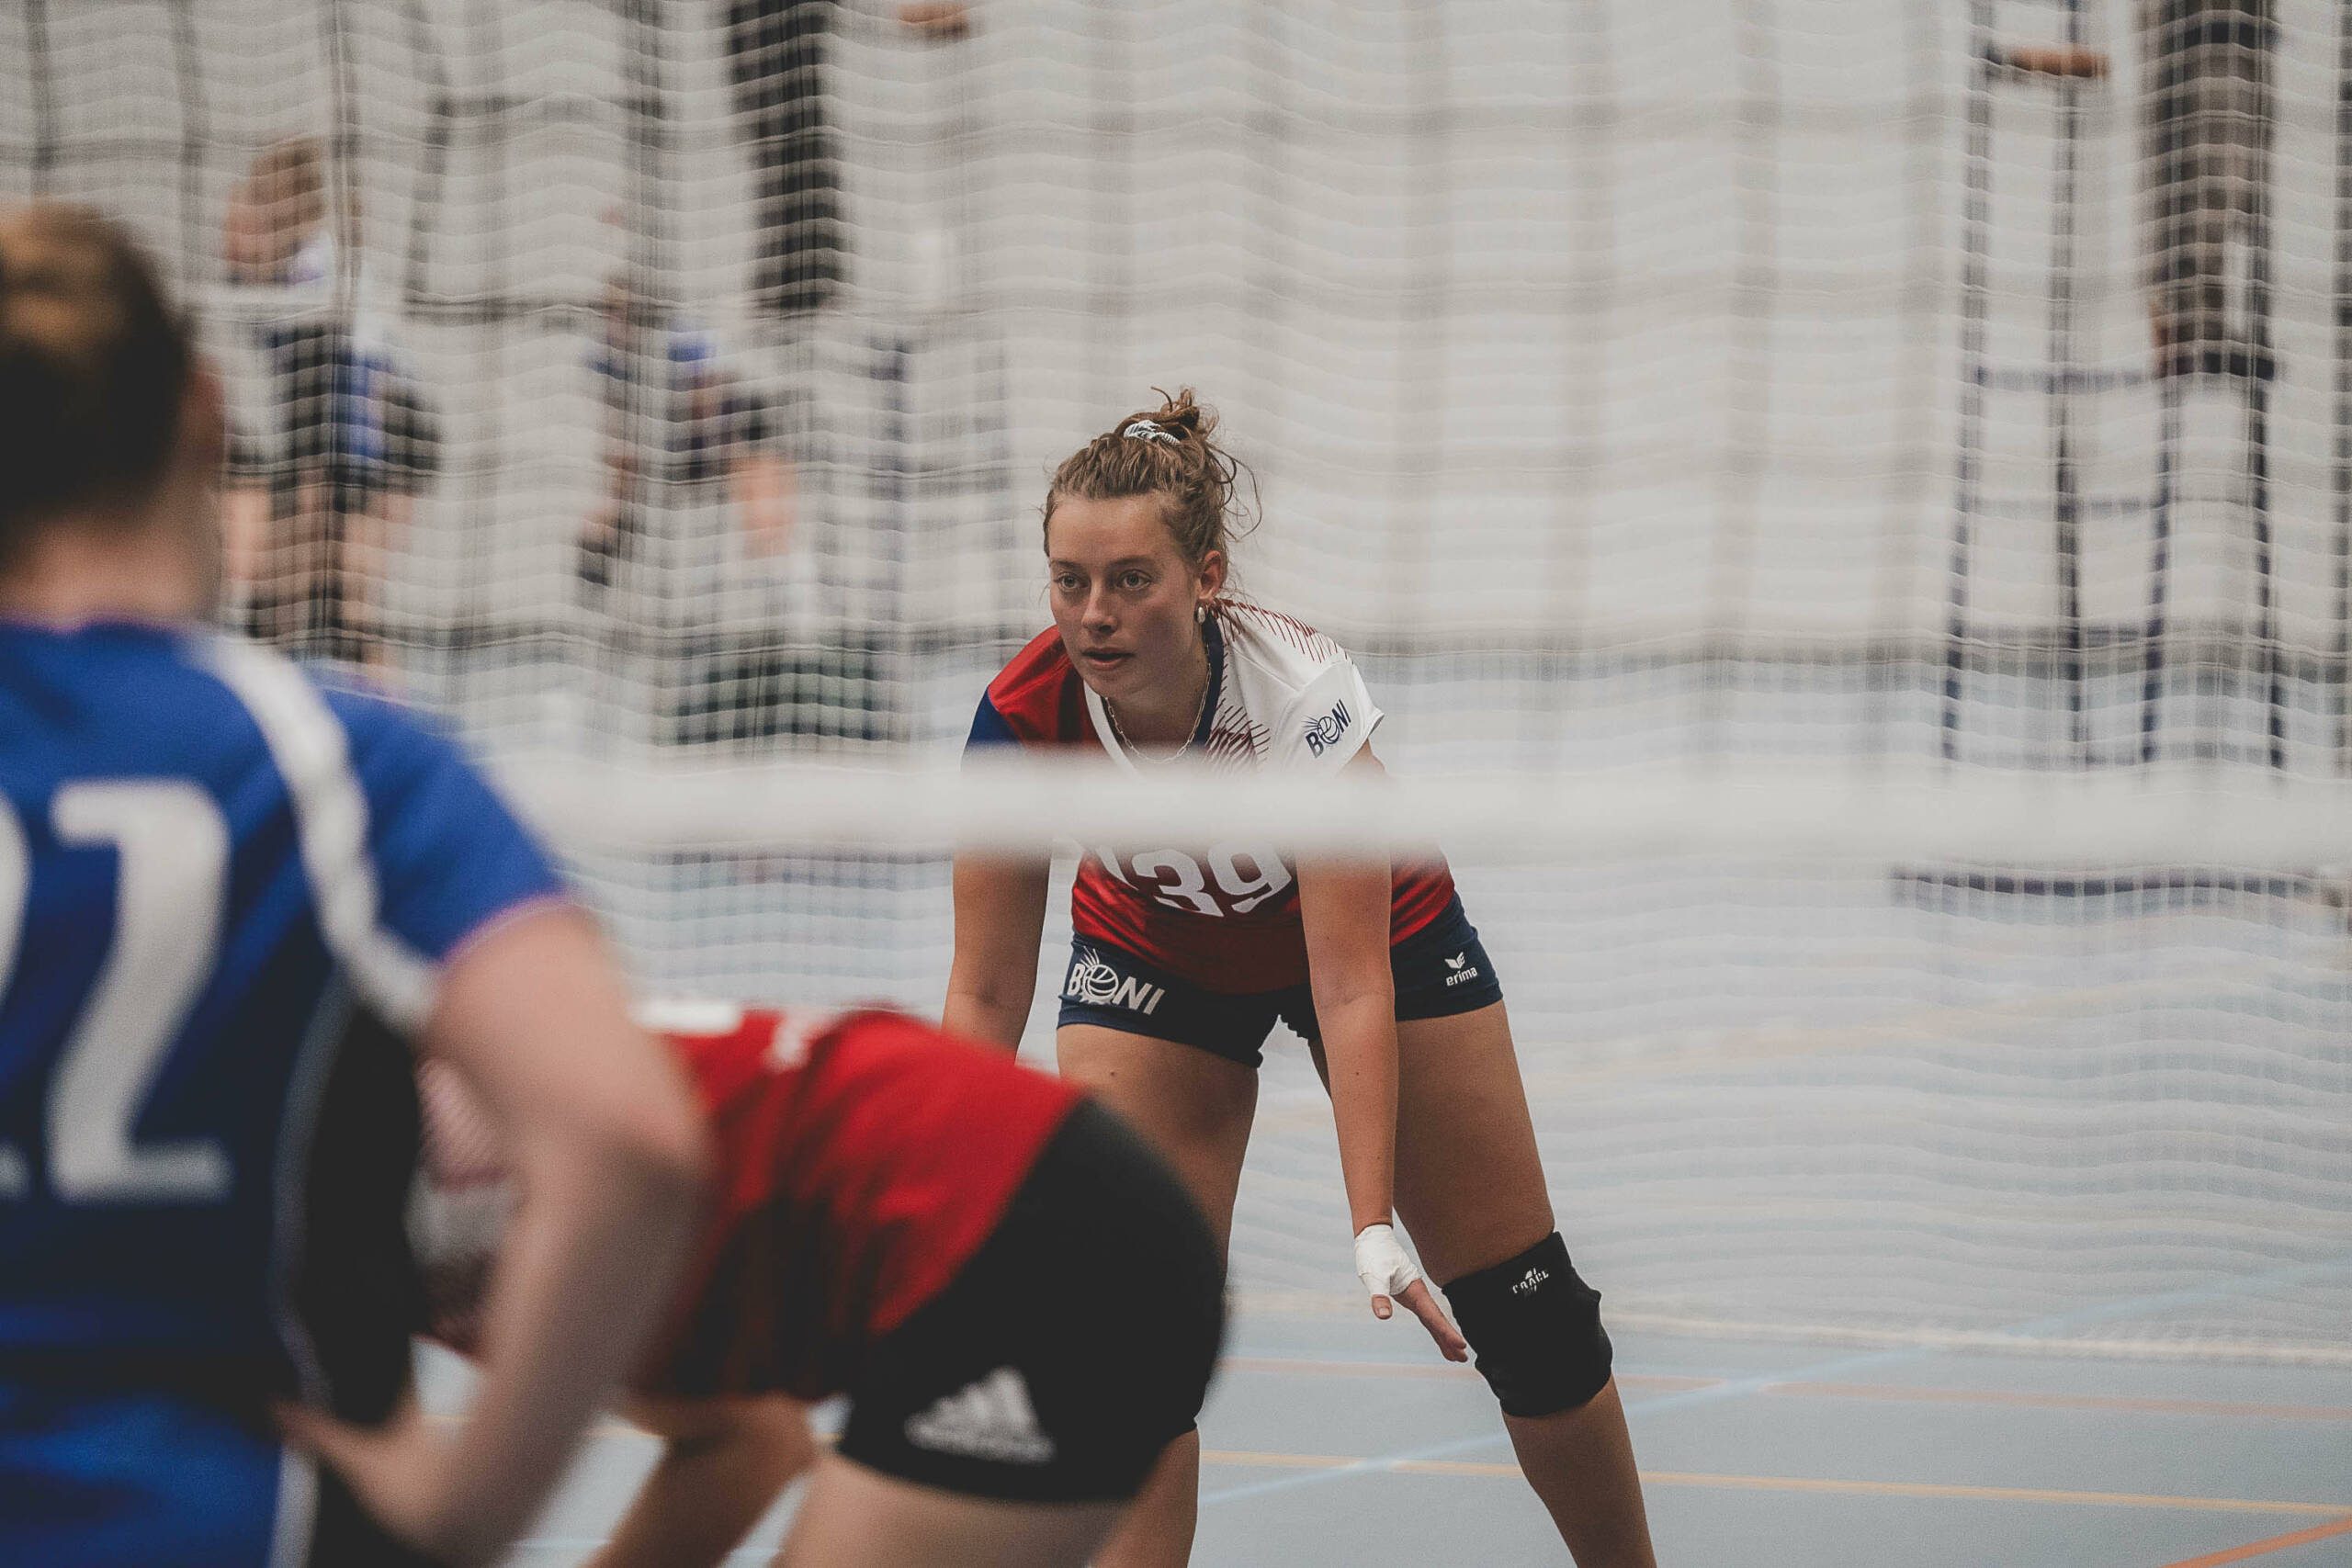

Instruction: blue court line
[1198,1251,2352,1508]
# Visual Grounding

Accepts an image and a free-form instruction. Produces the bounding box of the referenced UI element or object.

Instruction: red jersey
[414,1005,1082,1401]
[967,602,1455,992]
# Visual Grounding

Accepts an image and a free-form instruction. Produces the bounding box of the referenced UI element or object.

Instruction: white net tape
[9,0,2350,1357]
[525,757,2352,1361]
[504,753,2352,864]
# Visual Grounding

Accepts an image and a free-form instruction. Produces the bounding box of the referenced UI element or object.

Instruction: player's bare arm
[1298,748,1469,1361]
[288,908,709,1567]
[944,852,1051,1048]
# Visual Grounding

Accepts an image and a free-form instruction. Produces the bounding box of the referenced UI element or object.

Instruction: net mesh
[7,0,2349,1359]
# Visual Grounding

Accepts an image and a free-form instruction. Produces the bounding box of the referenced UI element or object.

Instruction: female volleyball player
[408,1000,1224,1568]
[944,391,1659,1567]
[0,204,708,1568]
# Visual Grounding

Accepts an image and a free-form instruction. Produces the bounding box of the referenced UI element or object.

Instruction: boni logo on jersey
[1301,698,1352,757]
[1064,946,1165,1016]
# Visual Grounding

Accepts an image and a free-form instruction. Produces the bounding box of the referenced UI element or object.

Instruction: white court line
[1247,959,2268,1140]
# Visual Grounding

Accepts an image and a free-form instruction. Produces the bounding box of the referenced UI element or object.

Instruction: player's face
[1046,493,1208,701]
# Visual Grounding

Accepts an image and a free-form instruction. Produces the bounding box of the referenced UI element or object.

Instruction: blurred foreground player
[413,1002,1224,1568]
[946,390,1657,1566]
[0,205,707,1567]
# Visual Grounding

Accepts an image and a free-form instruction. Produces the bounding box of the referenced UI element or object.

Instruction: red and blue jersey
[968,603,1454,993]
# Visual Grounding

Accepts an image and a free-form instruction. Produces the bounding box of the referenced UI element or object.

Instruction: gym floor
[435,1295,2351,1568]
[439,952,2352,1568]
[436,850,2352,1567]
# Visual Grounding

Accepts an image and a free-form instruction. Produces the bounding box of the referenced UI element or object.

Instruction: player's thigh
[775,1450,1122,1568]
[1390,999,1555,1284]
[1055,1023,1258,1248]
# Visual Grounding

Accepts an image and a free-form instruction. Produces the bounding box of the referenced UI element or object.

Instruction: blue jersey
[0,621,562,1566]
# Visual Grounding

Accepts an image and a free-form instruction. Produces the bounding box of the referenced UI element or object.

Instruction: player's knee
[1442,1232,1613,1418]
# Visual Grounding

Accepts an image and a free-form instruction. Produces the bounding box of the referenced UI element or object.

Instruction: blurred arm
[299,906,710,1567]
[944,853,1051,1049]
[220,480,269,593]
[729,449,796,557]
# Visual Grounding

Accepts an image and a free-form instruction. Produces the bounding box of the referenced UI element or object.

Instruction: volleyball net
[6,0,2350,1358]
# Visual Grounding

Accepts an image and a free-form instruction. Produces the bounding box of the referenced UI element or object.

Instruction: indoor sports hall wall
[13,0,2350,763]
[6,0,2347,1354]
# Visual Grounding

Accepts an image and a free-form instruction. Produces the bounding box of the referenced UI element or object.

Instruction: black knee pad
[1442,1233,1612,1418]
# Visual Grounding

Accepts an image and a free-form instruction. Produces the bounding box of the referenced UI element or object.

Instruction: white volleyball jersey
[1080,600,1383,776]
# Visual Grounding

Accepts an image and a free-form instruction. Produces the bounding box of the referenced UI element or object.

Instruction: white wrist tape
[1353,1223,1422,1303]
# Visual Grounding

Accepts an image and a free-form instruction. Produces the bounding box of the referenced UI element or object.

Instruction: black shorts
[1056,893,1505,1069]
[836,1100,1224,1503]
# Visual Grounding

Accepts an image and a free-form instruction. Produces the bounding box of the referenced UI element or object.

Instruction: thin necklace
[1105,661,1212,764]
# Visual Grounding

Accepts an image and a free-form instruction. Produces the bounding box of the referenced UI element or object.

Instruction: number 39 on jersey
[1092,840,1294,919]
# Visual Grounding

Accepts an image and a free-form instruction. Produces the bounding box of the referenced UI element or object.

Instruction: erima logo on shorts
[1065,946,1165,1016]
[905,1367,1057,1464]
[1511,1266,1549,1296]
[1302,699,1352,757]
[1443,952,1482,987]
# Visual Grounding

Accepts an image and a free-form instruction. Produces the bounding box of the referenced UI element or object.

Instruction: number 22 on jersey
[1096,840,1294,918]
[0,782,232,1205]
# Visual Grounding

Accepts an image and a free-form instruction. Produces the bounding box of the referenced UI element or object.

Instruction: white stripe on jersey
[198,638,435,1033]
[265,1446,317,1568]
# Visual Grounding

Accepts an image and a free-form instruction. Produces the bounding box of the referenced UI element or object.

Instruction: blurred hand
[278,1396,483,1566]
[899,2,970,39]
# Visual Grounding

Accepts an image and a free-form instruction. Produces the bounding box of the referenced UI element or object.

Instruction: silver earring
[1195,604,1207,625]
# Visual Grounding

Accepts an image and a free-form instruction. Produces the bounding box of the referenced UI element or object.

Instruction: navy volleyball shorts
[1056,894,1505,1069]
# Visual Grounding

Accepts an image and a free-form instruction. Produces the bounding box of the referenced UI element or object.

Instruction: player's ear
[1195,547,1226,605]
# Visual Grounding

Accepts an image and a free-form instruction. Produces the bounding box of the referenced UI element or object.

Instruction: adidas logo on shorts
[904,1367,1057,1465]
[1510,1265,1549,1296]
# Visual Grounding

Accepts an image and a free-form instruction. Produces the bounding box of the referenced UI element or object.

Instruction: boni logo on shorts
[1066,946,1166,1016]
[1302,699,1352,757]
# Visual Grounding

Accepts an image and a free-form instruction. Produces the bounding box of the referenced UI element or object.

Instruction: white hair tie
[1123,419,1180,446]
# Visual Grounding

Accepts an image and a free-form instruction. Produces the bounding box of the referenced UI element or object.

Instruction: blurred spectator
[220,136,438,666]
[579,269,796,597]
[722,0,969,321]
[2139,0,2276,378]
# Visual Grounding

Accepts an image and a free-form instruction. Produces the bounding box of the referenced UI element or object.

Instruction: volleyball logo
[1063,947,1165,1016]
[1065,946,1123,1004]
[1302,699,1352,758]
